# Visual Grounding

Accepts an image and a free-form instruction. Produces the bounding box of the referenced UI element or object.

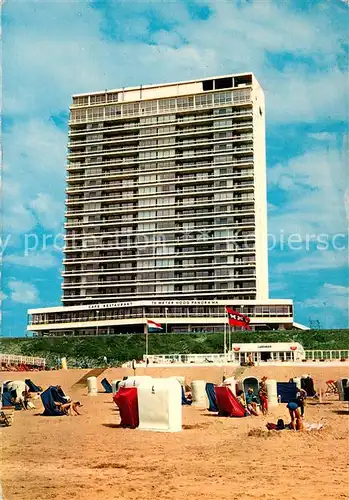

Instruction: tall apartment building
[27,74,306,336]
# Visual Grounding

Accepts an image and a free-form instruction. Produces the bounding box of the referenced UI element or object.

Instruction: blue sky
[1,0,348,336]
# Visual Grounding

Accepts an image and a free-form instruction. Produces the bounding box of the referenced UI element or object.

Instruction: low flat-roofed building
[27,298,308,336]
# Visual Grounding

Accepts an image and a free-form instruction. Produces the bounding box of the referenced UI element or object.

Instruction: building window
[177,96,194,110]
[195,94,213,108]
[158,98,176,112]
[107,92,118,103]
[72,95,89,106]
[90,94,106,105]
[105,105,121,119]
[140,100,158,115]
[123,102,140,116]
[87,107,104,120]
[70,109,87,122]
[214,91,233,105]
[233,88,251,103]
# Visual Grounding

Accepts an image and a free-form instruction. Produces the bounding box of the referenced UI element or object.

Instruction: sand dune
[1,366,348,500]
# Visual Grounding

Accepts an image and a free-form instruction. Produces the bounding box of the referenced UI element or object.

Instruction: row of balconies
[68,138,254,160]
[62,261,256,276]
[70,85,252,108]
[67,140,254,162]
[62,274,256,288]
[66,183,254,204]
[61,286,257,300]
[68,110,248,136]
[65,197,254,218]
[63,250,256,269]
[64,233,256,253]
[66,173,254,194]
[68,121,253,148]
[65,220,255,241]
[66,161,254,186]
[67,162,254,184]
[67,155,252,171]
[69,104,253,127]
[68,132,253,153]
[64,208,255,228]
[63,249,255,265]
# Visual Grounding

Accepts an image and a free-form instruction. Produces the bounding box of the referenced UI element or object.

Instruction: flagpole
[165,307,168,334]
[223,308,227,361]
[145,322,149,361]
[228,324,232,358]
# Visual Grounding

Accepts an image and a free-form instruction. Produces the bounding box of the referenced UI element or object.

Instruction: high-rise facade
[64,73,268,304]
[27,74,306,336]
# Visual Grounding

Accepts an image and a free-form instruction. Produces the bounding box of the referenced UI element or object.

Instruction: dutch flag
[147,319,163,331]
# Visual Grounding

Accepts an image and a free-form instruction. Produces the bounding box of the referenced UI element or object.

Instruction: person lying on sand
[55,401,83,416]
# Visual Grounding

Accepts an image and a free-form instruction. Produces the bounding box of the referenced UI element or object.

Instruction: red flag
[225,306,251,330]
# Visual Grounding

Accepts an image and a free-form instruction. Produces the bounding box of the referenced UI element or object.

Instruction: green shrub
[0,329,348,368]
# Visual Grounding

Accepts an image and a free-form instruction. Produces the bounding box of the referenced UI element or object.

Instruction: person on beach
[56,401,83,416]
[245,388,259,415]
[258,388,268,415]
[295,388,307,417]
[286,401,303,430]
[236,389,246,406]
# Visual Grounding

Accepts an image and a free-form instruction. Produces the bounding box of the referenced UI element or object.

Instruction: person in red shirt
[258,388,268,415]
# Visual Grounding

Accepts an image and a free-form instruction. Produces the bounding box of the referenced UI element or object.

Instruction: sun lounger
[0,409,14,426]
[325,380,338,395]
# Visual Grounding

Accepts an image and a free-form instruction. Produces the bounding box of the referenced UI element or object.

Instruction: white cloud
[4,251,61,270]
[3,203,37,234]
[29,193,64,231]
[308,132,337,142]
[0,291,8,301]
[295,282,349,328]
[152,30,185,47]
[269,281,286,292]
[274,250,348,274]
[268,203,278,212]
[301,283,349,312]
[2,119,66,233]
[3,1,347,123]
[8,280,39,304]
[268,148,347,237]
